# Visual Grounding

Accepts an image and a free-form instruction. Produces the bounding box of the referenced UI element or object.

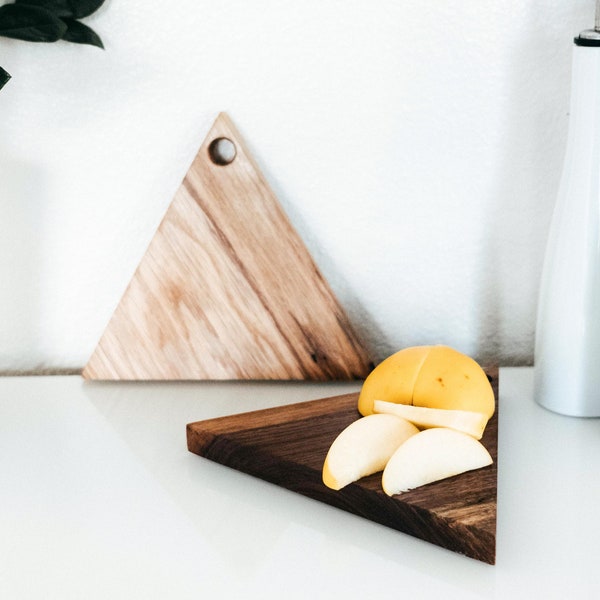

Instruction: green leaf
[14,0,106,19]
[62,17,103,48]
[0,5,67,42]
[69,0,105,19]
[0,66,11,90]
[15,0,72,18]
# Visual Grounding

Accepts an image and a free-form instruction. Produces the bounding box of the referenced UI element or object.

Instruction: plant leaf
[62,17,103,48]
[14,0,73,19]
[68,0,105,20]
[15,0,104,19]
[14,0,105,19]
[0,5,67,42]
[0,66,11,90]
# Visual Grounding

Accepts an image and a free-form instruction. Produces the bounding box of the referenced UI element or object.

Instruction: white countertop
[1,368,599,599]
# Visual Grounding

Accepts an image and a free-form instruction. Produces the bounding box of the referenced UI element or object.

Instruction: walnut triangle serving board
[187,369,498,564]
[83,113,372,380]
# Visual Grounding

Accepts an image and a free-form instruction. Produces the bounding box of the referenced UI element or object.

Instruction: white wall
[0,0,592,371]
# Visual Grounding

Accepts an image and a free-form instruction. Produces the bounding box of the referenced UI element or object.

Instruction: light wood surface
[187,369,498,564]
[83,113,372,380]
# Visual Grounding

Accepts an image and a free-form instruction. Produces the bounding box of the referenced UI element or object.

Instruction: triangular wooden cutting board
[83,113,372,380]
[187,369,498,564]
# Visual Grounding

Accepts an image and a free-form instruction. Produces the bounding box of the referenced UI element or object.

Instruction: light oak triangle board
[83,113,372,380]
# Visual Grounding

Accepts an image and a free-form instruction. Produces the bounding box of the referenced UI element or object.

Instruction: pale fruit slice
[412,345,495,418]
[322,414,419,490]
[358,346,431,416]
[372,400,489,440]
[382,427,493,496]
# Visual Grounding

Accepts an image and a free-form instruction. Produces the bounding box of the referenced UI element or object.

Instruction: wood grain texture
[187,369,498,564]
[83,113,372,380]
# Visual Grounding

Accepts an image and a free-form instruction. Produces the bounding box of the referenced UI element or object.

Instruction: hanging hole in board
[208,137,237,166]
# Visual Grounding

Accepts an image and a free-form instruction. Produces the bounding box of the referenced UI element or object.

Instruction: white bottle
[535,28,600,416]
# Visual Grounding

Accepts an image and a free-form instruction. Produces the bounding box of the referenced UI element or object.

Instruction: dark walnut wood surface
[187,369,498,564]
